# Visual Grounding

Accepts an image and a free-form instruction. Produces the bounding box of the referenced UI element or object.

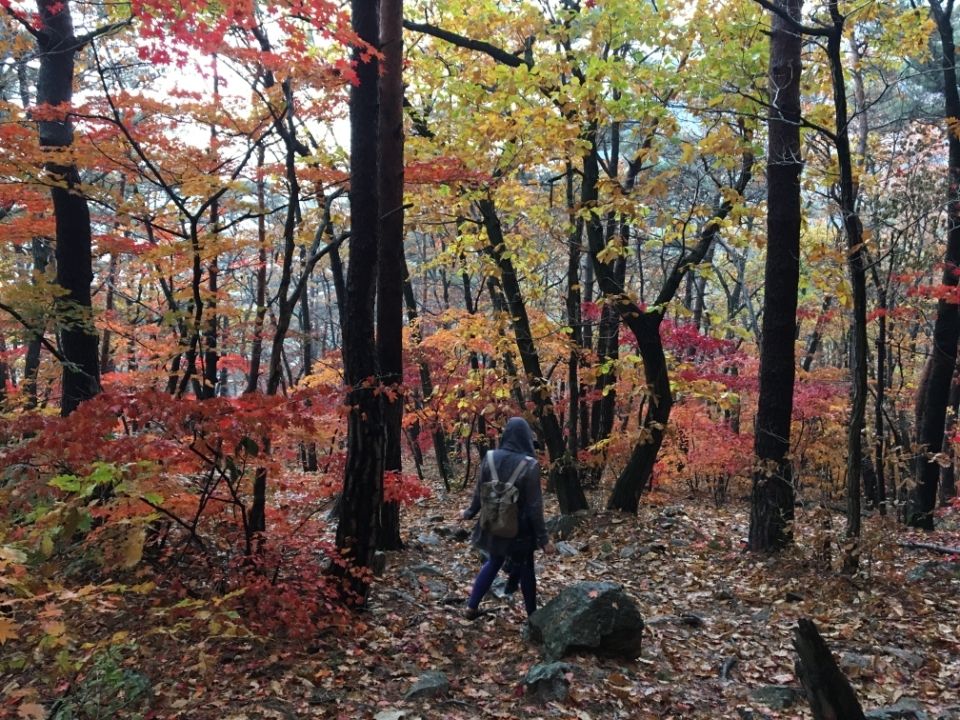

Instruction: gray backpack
[479,451,531,539]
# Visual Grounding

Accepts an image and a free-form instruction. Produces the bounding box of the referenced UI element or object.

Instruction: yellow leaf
[0,546,27,563]
[0,616,19,645]
[122,527,146,568]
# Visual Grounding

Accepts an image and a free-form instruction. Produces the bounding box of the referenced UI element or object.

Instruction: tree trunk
[376,0,404,550]
[477,196,588,513]
[36,0,101,415]
[940,368,960,502]
[403,257,453,486]
[824,3,868,561]
[335,0,384,602]
[749,0,802,551]
[24,238,51,409]
[907,0,960,529]
[246,146,268,394]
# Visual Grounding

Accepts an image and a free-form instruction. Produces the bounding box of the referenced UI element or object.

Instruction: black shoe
[463,606,480,621]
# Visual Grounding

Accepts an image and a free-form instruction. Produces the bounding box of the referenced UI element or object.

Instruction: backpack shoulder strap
[505,456,533,487]
[486,450,500,484]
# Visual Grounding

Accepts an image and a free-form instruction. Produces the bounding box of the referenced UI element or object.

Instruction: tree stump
[793,618,866,720]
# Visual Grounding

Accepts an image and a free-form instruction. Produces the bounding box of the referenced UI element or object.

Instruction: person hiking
[460,417,555,620]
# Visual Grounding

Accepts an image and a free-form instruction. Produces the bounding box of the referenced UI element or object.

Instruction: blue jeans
[467,553,536,616]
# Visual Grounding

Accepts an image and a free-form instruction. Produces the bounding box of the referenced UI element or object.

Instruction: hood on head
[499,416,536,456]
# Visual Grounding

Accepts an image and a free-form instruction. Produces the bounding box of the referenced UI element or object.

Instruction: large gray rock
[404,671,450,700]
[524,662,576,704]
[527,582,644,661]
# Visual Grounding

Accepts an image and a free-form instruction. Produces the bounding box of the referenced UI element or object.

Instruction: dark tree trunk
[793,619,866,720]
[0,335,8,408]
[606,314,672,512]
[246,146,268,395]
[336,0,384,601]
[100,253,117,375]
[36,0,101,415]
[24,238,51,409]
[824,2,868,559]
[749,0,802,551]
[202,205,219,399]
[403,258,453,486]
[870,265,888,514]
[801,296,832,372]
[477,197,588,513]
[376,0,404,550]
[565,164,584,459]
[941,369,960,502]
[589,122,752,513]
[907,0,960,529]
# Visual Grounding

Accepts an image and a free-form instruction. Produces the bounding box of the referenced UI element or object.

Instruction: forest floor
[5,477,960,720]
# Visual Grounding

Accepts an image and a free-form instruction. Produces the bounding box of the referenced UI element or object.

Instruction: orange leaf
[0,616,19,645]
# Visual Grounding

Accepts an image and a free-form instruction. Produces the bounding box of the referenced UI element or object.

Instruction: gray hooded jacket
[464,417,549,557]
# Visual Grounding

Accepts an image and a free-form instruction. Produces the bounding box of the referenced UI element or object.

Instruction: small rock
[714,585,734,601]
[669,537,690,547]
[416,533,442,547]
[750,685,799,711]
[556,541,579,557]
[737,709,772,720]
[619,545,638,559]
[882,646,924,670]
[409,563,444,576]
[679,613,706,628]
[839,651,875,676]
[404,671,450,700]
[784,591,804,603]
[374,711,408,720]
[661,505,687,518]
[751,608,772,624]
[905,561,960,582]
[865,699,929,720]
[545,514,584,540]
[524,662,575,704]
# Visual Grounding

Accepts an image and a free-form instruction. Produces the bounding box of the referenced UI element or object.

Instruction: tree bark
[36,0,101,415]
[376,0,405,550]
[24,238,51,409]
[477,196,588,513]
[824,1,868,560]
[793,619,866,720]
[336,0,384,601]
[907,0,960,529]
[749,0,802,551]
